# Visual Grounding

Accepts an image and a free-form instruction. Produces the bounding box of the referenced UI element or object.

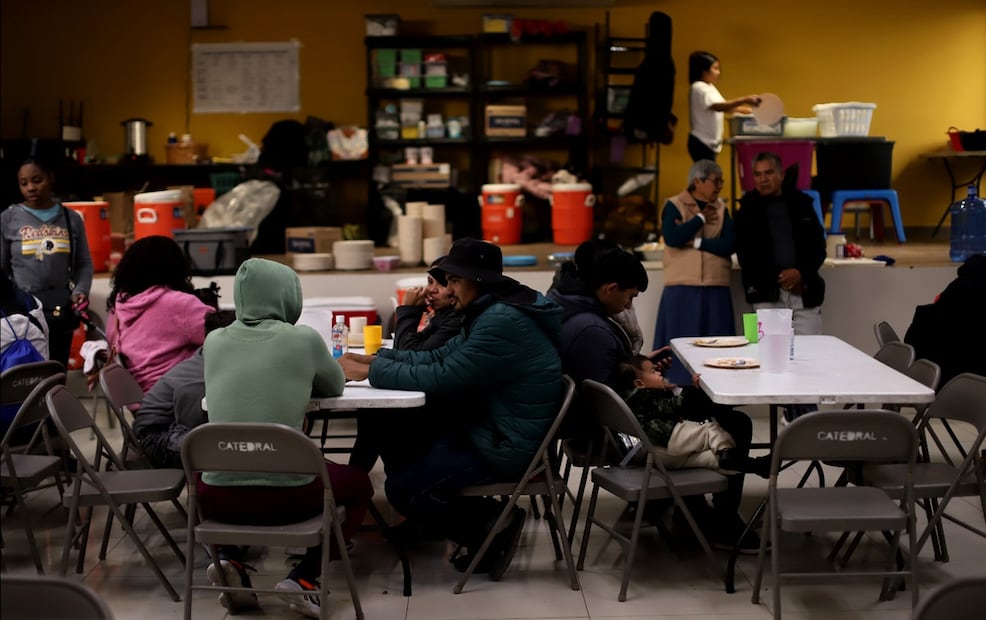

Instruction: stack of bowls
[292,253,334,272]
[333,240,374,271]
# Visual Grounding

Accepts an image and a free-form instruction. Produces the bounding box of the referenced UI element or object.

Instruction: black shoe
[706,515,768,555]
[718,451,772,479]
[489,507,526,581]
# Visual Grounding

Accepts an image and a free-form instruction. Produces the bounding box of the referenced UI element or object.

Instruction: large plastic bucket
[63,201,111,272]
[550,183,595,245]
[479,184,523,245]
[133,189,186,240]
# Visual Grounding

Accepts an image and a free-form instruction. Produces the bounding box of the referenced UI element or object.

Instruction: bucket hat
[435,238,508,284]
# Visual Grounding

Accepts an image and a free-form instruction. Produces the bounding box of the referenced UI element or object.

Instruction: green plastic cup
[743,313,759,343]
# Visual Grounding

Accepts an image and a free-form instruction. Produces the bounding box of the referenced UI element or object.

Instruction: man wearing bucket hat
[340,238,565,580]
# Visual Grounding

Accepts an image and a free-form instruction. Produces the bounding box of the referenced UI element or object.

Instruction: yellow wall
[2,0,984,228]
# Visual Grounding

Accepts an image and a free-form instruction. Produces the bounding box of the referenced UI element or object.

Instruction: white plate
[753,92,784,126]
[704,357,760,369]
[693,337,750,348]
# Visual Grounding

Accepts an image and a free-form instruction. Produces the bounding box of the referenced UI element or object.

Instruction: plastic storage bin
[813,102,876,137]
[814,138,894,200]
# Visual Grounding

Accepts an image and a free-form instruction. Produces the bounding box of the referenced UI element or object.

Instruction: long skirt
[653,285,735,385]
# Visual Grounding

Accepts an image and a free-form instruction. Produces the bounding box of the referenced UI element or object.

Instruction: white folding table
[669,334,935,593]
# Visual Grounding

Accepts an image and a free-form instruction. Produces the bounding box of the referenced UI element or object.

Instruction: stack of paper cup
[405,201,427,219]
[349,316,367,346]
[422,204,446,238]
[397,215,423,267]
[423,233,453,265]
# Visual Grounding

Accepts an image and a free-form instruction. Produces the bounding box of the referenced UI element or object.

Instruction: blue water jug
[950,184,986,262]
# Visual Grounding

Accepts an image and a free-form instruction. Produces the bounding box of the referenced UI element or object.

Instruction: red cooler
[480,184,523,245]
[133,189,186,240]
[64,201,111,272]
[550,183,595,245]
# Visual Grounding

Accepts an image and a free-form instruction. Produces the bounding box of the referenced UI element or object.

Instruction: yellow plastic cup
[364,325,383,355]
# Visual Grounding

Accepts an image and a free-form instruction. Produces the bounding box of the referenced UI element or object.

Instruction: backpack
[1,310,45,373]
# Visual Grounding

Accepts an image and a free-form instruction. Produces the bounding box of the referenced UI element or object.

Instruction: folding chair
[751,410,920,619]
[96,362,188,561]
[181,422,363,620]
[911,576,986,620]
[0,574,114,619]
[874,340,916,373]
[874,320,901,348]
[453,375,579,594]
[559,428,621,545]
[860,373,986,564]
[1,369,66,573]
[45,384,186,601]
[576,380,729,601]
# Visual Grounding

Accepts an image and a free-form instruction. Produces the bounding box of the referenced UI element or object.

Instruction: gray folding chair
[0,574,114,619]
[751,410,920,619]
[96,362,187,562]
[577,380,729,601]
[45,384,186,601]
[0,368,66,573]
[181,422,363,620]
[860,373,986,564]
[911,576,986,620]
[874,320,901,348]
[874,340,916,373]
[454,375,579,593]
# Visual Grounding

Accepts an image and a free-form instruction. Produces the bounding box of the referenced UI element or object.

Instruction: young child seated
[615,354,769,476]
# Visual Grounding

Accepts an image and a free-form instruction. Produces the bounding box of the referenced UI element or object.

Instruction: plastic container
[550,183,595,245]
[950,185,986,263]
[63,201,111,272]
[479,184,523,245]
[173,226,252,276]
[814,139,894,201]
[813,102,876,137]
[783,117,818,137]
[133,189,185,240]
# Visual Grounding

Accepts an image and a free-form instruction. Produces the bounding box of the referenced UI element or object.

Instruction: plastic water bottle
[330,315,349,359]
[950,184,986,262]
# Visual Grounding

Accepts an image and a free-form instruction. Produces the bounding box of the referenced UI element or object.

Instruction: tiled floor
[2,390,984,620]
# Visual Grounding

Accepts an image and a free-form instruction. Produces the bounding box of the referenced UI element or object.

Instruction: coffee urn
[121,118,153,162]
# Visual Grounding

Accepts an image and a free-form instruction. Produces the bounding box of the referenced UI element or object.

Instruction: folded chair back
[874,341,916,374]
[774,409,918,466]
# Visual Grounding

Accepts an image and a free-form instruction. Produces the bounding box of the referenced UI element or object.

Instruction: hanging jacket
[622,11,677,145]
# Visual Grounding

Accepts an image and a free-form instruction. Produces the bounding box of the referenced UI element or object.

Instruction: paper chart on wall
[192,41,300,113]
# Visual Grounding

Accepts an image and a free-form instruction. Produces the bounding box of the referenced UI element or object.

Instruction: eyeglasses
[703,177,724,186]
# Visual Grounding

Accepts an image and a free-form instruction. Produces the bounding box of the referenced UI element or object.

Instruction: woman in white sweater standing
[687,51,762,162]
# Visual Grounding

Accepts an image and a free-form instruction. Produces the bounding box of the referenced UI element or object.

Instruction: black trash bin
[813,137,895,203]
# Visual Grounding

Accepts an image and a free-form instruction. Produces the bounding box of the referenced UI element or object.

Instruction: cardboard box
[100,191,135,234]
[285,227,344,255]
[485,105,527,137]
[391,163,451,188]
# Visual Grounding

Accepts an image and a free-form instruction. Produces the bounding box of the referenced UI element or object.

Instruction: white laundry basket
[813,102,877,137]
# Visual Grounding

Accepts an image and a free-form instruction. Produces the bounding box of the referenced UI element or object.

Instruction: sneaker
[275,577,322,619]
[207,559,258,612]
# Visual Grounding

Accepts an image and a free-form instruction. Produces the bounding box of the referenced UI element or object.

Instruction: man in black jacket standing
[734,151,827,336]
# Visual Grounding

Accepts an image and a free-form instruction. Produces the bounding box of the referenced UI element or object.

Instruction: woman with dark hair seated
[106,235,215,393]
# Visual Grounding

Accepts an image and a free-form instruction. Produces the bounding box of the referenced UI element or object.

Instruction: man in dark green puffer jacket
[339,238,564,580]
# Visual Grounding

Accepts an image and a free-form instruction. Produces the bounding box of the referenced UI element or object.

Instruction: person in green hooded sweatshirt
[200,258,373,619]
[339,238,565,582]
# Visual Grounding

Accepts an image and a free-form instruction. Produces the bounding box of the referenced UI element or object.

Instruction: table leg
[725,496,768,594]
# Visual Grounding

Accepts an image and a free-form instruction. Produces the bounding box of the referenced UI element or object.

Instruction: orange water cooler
[479,184,523,245]
[64,201,111,272]
[133,189,186,240]
[550,183,595,245]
